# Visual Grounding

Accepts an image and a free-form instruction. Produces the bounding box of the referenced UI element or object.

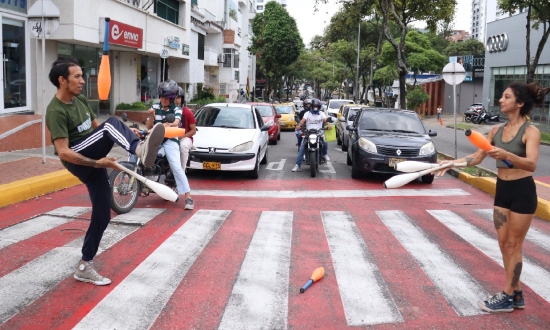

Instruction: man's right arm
[54,138,116,169]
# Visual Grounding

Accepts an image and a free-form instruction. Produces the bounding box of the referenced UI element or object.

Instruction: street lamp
[28,0,60,164]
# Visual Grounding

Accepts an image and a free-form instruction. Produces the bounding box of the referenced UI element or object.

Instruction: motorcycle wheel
[309,150,317,178]
[465,116,472,123]
[109,168,141,214]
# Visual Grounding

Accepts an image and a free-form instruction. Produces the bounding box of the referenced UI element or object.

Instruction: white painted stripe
[74,210,230,330]
[193,189,469,198]
[0,224,137,324]
[219,211,293,330]
[0,207,91,250]
[377,210,486,316]
[110,208,165,226]
[429,210,550,303]
[475,209,550,253]
[321,211,402,326]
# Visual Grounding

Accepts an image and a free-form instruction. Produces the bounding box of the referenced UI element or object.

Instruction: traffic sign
[160,49,169,59]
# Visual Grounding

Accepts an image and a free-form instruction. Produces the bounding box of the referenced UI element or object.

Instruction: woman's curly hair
[508,81,550,116]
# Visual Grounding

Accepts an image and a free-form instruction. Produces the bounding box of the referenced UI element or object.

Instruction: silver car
[337,105,366,152]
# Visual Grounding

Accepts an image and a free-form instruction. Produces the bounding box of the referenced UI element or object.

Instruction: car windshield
[329,100,353,109]
[275,105,294,114]
[195,106,255,129]
[359,112,425,134]
[255,105,274,117]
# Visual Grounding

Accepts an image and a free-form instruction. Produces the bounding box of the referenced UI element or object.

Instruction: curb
[0,170,81,208]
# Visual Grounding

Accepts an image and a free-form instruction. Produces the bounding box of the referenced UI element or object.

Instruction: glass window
[155,0,179,25]
[3,18,26,109]
[198,33,205,60]
[235,70,239,82]
[223,48,232,68]
[195,106,255,129]
[255,105,273,117]
[274,105,294,114]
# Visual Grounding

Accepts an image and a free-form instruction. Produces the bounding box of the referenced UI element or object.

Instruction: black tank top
[492,121,530,168]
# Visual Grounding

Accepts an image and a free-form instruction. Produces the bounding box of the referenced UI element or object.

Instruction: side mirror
[428,130,437,137]
[165,113,176,123]
[276,114,281,118]
[326,117,335,123]
[346,125,357,132]
[260,125,270,132]
[338,117,346,122]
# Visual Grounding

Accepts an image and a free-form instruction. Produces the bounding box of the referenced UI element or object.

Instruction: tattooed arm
[54,138,117,169]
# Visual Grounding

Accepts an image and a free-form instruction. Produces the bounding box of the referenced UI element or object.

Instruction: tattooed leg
[511,262,522,289]
[493,208,507,230]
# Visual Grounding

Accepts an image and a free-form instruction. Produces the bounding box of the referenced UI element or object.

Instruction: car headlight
[419,142,435,156]
[358,137,377,153]
[230,141,254,152]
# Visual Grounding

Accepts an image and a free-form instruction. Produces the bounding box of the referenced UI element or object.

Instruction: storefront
[483,12,550,113]
[0,1,30,115]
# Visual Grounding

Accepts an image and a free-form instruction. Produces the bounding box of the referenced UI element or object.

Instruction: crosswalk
[1,204,550,328]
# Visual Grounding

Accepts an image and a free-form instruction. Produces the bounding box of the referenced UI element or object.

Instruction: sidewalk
[1,113,550,221]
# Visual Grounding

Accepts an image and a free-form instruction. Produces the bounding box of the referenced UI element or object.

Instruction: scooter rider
[146,80,194,210]
[292,98,331,172]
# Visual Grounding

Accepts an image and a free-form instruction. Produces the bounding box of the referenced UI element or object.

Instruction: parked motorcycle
[464,108,482,123]
[109,112,176,214]
[471,109,487,124]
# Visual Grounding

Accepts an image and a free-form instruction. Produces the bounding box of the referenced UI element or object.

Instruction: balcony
[204,47,222,67]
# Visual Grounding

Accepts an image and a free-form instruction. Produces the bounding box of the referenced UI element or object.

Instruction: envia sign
[107,19,143,49]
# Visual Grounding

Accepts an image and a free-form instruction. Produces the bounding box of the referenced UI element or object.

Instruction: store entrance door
[0,16,27,114]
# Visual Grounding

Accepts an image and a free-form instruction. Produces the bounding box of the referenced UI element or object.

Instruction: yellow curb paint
[0,170,81,208]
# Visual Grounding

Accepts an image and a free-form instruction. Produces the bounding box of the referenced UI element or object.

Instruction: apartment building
[255,0,286,14]
[470,0,497,42]
[0,0,255,116]
[448,30,470,42]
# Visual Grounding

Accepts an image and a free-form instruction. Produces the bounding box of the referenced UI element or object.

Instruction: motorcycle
[464,108,482,123]
[471,109,487,124]
[109,112,177,214]
[298,117,334,178]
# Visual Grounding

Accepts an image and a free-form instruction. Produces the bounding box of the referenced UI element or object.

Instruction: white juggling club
[115,163,179,202]
[394,161,447,173]
[384,162,467,189]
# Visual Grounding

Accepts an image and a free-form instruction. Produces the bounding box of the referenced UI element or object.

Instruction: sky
[286,0,471,47]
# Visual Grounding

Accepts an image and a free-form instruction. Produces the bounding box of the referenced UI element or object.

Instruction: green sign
[0,0,27,14]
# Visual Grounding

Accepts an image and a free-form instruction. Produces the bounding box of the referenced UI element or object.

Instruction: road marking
[193,189,469,198]
[322,211,403,326]
[266,158,287,171]
[219,211,293,330]
[429,210,550,304]
[378,210,486,316]
[319,161,336,174]
[74,210,230,330]
[110,208,165,226]
[0,224,137,324]
[0,207,90,250]
[475,209,550,253]
[334,148,346,153]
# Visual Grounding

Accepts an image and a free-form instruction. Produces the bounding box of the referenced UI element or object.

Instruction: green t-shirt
[152,102,182,143]
[46,94,96,167]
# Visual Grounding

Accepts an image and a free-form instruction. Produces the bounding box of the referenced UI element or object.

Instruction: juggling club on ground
[300,267,325,293]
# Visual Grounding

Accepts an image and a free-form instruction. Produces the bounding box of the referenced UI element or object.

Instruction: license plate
[203,161,221,170]
[388,158,405,168]
[281,123,286,126]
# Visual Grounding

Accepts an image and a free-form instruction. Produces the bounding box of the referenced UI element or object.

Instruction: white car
[326,99,354,119]
[189,103,270,179]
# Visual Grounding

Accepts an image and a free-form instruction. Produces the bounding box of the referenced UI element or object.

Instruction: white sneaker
[292,165,300,172]
[74,260,111,286]
[323,155,330,161]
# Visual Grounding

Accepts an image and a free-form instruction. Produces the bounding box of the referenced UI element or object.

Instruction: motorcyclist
[295,99,312,147]
[292,98,331,172]
[146,80,194,210]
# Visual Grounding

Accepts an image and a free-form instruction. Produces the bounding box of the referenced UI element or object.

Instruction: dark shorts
[494,176,538,214]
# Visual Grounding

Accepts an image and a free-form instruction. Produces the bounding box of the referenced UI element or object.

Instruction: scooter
[109,112,177,214]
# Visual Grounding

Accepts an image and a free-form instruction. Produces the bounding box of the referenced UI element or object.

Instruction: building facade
[482,12,550,114]
[255,0,286,14]
[0,0,255,117]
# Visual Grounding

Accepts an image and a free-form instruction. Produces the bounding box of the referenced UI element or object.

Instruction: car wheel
[260,147,268,165]
[248,153,260,179]
[341,140,348,152]
[277,131,281,140]
[421,174,434,184]
[346,151,352,166]
[336,131,342,146]
[351,163,361,179]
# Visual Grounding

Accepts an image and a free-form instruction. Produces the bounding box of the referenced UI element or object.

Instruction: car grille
[376,146,419,157]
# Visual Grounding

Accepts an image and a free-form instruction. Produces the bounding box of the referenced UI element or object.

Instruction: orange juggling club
[300,267,325,293]
[98,18,111,101]
[164,127,185,139]
[465,129,513,168]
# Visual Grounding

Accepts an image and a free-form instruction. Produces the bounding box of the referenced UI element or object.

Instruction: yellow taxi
[274,102,297,130]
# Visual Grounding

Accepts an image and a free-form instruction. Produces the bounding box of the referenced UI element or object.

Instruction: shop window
[155,0,180,25]
[198,33,205,60]
[3,18,26,109]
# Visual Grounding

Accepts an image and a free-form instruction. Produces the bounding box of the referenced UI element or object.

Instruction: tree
[498,0,550,82]
[406,85,431,111]
[249,2,304,97]
[443,38,486,56]
[377,0,456,109]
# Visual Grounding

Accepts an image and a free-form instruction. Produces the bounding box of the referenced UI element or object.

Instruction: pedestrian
[437,105,442,120]
[436,81,550,313]
[46,57,166,285]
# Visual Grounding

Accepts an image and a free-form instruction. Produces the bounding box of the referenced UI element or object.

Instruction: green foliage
[192,86,216,101]
[443,38,486,56]
[190,96,227,106]
[406,86,430,110]
[115,101,151,111]
[229,9,238,22]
